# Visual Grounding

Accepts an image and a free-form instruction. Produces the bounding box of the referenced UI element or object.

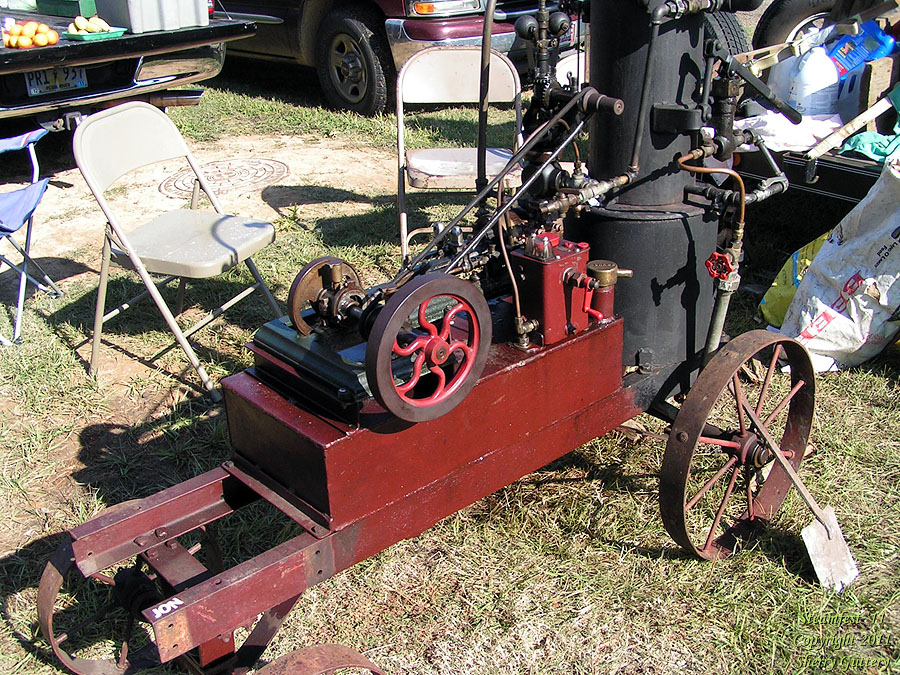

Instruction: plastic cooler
[93,0,209,33]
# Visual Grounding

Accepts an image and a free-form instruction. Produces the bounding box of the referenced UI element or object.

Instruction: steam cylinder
[566,0,717,403]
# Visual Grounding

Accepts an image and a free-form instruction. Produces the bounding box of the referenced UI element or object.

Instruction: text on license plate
[25,67,88,97]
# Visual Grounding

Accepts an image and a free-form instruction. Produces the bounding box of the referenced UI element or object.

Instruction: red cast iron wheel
[659,330,815,560]
[365,273,491,423]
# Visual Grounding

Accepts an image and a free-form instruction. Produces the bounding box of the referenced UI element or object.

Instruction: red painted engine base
[41,317,639,671]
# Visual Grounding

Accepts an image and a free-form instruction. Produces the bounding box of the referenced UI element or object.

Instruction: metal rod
[477,0,498,197]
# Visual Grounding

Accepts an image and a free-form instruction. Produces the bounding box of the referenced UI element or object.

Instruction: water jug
[787,46,840,115]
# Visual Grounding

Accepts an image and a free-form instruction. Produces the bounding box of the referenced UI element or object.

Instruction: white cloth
[735,111,842,153]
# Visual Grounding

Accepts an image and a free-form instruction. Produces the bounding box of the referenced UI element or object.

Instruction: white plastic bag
[779,156,900,371]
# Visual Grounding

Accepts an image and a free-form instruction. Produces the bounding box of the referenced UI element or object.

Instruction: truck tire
[316,8,392,115]
[703,11,751,55]
[752,0,834,48]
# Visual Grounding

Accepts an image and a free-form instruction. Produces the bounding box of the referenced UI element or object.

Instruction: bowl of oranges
[3,19,60,48]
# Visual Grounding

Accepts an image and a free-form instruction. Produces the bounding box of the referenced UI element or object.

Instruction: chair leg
[90,235,112,377]
[13,234,29,343]
[398,172,409,261]
[147,288,221,400]
[6,237,61,296]
[120,244,221,400]
[244,258,281,318]
[175,278,186,315]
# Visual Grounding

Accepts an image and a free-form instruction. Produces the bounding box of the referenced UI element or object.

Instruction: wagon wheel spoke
[703,463,740,552]
[731,374,747,436]
[685,455,739,512]
[764,379,806,426]
[53,600,118,646]
[756,344,782,416]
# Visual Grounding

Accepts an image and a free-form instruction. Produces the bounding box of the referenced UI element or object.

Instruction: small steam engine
[38,1,821,673]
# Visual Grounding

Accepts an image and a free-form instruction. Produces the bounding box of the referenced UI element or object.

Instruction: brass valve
[586,260,634,287]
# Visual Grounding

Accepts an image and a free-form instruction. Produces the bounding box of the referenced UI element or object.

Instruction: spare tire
[752,0,835,48]
[704,11,752,55]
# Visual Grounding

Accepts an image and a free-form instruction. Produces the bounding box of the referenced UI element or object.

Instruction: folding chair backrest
[73,101,191,194]
[398,47,520,106]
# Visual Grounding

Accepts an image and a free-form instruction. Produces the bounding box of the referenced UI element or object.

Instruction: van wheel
[316,8,392,115]
[752,0,835,49]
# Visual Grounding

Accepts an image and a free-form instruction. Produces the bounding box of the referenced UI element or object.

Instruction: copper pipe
[676,150,746,227]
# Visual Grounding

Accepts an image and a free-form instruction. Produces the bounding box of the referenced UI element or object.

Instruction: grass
[0,53,898,675]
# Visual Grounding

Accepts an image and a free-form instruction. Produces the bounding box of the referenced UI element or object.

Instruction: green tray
[64,27,126,40]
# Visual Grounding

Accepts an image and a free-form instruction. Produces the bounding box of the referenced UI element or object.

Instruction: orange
[8,23,22,36]
[17,35,33,48]
[33,32,48,47]
[46,29,59,45]
[22,21,38,38]
[2,33,9,48]
[8,34,18,48]
[37,23,50,34]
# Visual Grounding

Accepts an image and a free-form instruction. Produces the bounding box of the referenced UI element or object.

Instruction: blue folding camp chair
[0,128,61,345]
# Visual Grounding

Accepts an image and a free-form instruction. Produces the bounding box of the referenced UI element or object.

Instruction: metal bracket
[650,104,703,134]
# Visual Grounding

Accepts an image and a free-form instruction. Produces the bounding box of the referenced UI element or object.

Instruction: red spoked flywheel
[365,273,491,423]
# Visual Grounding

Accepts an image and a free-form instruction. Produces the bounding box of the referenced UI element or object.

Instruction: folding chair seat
[0,128,62,345]
[73,101,281,400]
[396,47,523,258]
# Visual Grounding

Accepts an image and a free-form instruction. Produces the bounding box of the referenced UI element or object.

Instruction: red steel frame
[41,316,639,671]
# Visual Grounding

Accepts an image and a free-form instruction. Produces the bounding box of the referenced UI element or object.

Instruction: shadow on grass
[208,58,324,109]
[268,183,470,250]
[261,183,394,218]
[0,256,92,299]
[0,392,227,673]
[45,274,279,390]
[848,346,900,388]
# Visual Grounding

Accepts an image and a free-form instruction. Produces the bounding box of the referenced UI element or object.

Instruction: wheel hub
[733,432,774,468]
[425,337,451,366]
[340,52,363,83]
[749,441,773,468]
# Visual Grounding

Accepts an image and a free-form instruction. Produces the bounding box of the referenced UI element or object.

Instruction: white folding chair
[0,128,62,345]
[73,102,281,400]
[396,46,523,258]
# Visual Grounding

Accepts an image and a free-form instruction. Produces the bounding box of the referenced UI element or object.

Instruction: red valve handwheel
[705,252,734,280]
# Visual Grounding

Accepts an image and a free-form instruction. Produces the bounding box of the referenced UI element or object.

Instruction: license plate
[25,67,88,97]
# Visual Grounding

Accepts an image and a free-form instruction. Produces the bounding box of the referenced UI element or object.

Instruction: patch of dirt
[26,134,397,260]
[0,133,397,556]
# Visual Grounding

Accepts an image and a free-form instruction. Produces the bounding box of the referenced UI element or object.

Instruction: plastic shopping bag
[779,156,900,371]
[759,232,829,328]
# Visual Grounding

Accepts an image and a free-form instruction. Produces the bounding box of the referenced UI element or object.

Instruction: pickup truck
[0,8,255,130]
[217,0,586,116]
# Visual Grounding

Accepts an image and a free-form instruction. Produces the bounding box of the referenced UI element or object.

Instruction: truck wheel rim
[328,34,367,104]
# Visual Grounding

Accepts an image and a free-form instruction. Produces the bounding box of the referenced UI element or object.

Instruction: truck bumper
[0,43,224,126]
[384,16,584,72]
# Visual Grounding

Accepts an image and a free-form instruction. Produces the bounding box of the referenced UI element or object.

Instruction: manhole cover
[159,158,289,199]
